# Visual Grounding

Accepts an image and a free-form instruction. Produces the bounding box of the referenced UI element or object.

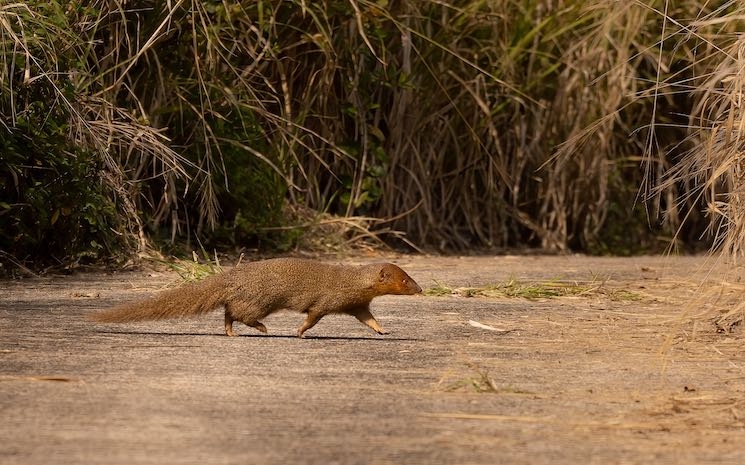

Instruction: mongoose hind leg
[225,302,268,336]
[297,309,325,338]
[344,306,388,335]
[243,319,267,334]
[225,311,237,337]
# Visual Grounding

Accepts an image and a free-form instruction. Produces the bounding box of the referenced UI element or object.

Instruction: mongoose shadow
[96,329,420,342]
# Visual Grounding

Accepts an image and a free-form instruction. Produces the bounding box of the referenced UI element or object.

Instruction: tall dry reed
[3,0,744,268]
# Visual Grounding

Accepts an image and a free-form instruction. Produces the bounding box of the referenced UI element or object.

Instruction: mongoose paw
[377,329,389,335]
[226,329,237,337]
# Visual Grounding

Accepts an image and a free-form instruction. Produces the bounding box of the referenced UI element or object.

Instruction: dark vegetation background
[1,0,744,274]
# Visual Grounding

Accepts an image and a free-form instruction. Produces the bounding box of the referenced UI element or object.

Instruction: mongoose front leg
[345,306,388,335]
[297,310,324,338]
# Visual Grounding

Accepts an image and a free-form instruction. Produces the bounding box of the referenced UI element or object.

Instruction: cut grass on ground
[425,278,642,301]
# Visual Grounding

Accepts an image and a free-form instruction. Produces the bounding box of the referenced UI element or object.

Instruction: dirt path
[2,255,745,464]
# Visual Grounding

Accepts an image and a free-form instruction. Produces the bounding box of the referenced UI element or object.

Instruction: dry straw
[3,0,745,257]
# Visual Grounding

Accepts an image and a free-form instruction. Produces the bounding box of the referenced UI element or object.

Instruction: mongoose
[90,258,422,337]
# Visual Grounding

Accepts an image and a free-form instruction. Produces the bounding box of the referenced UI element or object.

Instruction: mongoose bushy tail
[91,275,227,323]
[89,258,422,337]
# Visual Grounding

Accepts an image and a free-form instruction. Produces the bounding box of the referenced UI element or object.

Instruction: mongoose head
[376,264,422,296]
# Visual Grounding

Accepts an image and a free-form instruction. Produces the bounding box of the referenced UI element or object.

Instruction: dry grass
[652,10,745,260]
[4,0,745,262]
[425,277,642,301]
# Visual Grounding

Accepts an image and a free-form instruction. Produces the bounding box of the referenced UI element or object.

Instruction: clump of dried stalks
[3,0,745,267]
[597,1,745,328]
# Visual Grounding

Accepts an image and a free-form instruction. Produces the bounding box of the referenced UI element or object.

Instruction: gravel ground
[2,254,745,465]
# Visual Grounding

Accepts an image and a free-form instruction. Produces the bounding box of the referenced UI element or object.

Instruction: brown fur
[90,258,422,337]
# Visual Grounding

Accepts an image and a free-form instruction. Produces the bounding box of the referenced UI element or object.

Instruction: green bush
[0,3,126,270]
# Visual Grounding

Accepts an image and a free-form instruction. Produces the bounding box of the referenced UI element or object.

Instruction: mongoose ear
[378,267,390,282]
